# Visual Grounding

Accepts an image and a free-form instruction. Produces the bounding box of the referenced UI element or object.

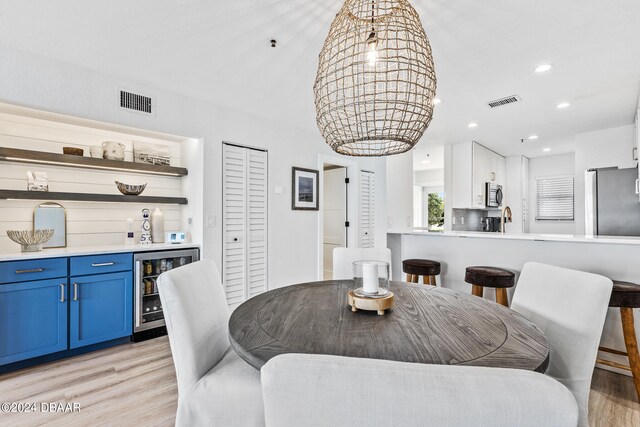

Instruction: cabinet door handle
[92,262,115,267]
[60,284,65,303]
[16,268,44,274]
[73,282,78,301]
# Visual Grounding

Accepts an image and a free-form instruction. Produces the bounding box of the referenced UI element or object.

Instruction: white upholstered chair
[511,262,613,427]
[261,353,579,427]
[332,247,392,280]
[157,260,264,427]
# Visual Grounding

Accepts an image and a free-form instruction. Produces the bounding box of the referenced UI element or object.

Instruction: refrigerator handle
[135,260,141,328]
[636,178,640,195]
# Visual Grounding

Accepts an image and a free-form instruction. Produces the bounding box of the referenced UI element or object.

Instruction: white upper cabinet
[452,141,505,209]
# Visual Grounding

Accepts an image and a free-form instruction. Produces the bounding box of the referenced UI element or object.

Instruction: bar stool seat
[465,266,515,307]
[597,280,640,402]
[402,259,441,286]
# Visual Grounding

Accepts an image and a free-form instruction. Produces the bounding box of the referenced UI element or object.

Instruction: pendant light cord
[371,0,375,32]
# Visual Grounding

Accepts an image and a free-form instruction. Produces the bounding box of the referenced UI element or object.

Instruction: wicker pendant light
[314,0,437,156]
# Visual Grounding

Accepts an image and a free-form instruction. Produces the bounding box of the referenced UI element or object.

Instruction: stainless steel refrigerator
[585,167,640,236]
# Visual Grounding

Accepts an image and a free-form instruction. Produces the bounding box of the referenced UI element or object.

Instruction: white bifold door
[359,170,375,248]
[223,143,268,306]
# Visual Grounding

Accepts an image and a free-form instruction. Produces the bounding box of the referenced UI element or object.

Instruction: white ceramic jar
[102,141,126,160]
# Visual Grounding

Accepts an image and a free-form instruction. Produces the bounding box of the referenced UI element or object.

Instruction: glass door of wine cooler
[134,249,199,334]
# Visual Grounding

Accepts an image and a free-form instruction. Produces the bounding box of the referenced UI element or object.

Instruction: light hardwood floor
[0,336,639,426]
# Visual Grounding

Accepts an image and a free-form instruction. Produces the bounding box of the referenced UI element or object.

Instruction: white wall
[0,45,387,291]
[413,168,444,187]
[386,151,414,230]
[528,153,576,234]
[526,124,635,235]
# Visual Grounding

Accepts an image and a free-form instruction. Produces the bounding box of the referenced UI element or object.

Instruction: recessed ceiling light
[468,122,478,128]
[543,147,551,152]
[433,98,441,105]
[421,160,431,164]
[534,64,552,73]
[528,135,538,140]
[556,102,571,109]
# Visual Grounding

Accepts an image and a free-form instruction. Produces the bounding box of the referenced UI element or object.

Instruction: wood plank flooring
[0,336,638,426]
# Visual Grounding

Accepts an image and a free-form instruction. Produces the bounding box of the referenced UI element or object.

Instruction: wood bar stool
[402,259,441,286]
[597,280,640,402]
[465,266,515,307]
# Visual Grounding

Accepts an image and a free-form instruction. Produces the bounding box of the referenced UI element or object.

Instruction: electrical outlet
[406,216,412,227]
[206,215,216,228]
[388,217,393,228]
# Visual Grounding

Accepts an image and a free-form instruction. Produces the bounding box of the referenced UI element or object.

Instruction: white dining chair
[261,353,579,427]
[157,260,264,427]
[511,262,612,427]
[332,247,392,280]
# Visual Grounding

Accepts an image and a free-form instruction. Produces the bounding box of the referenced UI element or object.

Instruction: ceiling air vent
[487,95,522,109]
[119,89,154,115]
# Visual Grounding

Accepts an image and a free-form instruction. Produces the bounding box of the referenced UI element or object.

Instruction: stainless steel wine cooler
[133,248,199,341]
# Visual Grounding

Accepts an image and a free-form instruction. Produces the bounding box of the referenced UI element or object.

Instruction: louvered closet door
[223,144,268,306]
[246,149,267,298]
[359,170,375,248]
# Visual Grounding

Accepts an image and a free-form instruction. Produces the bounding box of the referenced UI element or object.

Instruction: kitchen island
[387,230,640,376]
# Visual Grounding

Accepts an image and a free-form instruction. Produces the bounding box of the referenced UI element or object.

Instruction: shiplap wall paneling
[360,170,375,248]
[222,144,268,306]
[0,112,186,251]
[0,113,183,165]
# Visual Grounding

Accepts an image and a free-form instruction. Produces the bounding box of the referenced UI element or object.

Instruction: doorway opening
[322,164,348,280]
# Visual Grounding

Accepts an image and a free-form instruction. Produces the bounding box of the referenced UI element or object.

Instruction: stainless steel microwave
[485,182,503,208]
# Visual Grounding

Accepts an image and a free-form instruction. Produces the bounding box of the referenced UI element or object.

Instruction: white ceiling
[413,145,444,171]
[0,0,639,159]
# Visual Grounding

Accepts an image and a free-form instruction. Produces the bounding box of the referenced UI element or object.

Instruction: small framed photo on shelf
[292,167,319,210]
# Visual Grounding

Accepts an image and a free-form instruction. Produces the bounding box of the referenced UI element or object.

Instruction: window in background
[427,192,445,230]
[535,176,574,221]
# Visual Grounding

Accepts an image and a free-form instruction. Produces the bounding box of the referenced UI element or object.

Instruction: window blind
[535,176,574,221]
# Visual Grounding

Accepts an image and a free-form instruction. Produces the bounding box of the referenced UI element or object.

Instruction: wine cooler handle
[135,260,141,328]
[59,284,65,303]
[73,283,78,301]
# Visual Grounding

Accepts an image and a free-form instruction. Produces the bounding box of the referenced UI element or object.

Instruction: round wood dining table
[229,280,549,372]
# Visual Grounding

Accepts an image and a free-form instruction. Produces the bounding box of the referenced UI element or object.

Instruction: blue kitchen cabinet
[0,278,68,365]
[69,271,132,349]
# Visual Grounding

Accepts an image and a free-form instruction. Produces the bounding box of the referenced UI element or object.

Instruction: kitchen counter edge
[387,230,640,245]
[0,243,201,262]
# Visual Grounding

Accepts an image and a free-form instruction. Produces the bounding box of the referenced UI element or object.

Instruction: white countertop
[387,229,640,245]
[0,242,200,262]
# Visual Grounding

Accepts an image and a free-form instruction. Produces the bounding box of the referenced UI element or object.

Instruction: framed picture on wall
[292,167,319,210]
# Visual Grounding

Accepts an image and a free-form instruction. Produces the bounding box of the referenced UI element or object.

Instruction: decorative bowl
[63,147,84,156]
[7,229,55,252]
[116,181,147,196]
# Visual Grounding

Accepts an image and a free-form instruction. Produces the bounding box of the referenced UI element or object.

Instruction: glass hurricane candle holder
[352,260,390,298]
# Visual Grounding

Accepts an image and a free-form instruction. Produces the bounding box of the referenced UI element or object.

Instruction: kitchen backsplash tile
[452,208,501,232]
